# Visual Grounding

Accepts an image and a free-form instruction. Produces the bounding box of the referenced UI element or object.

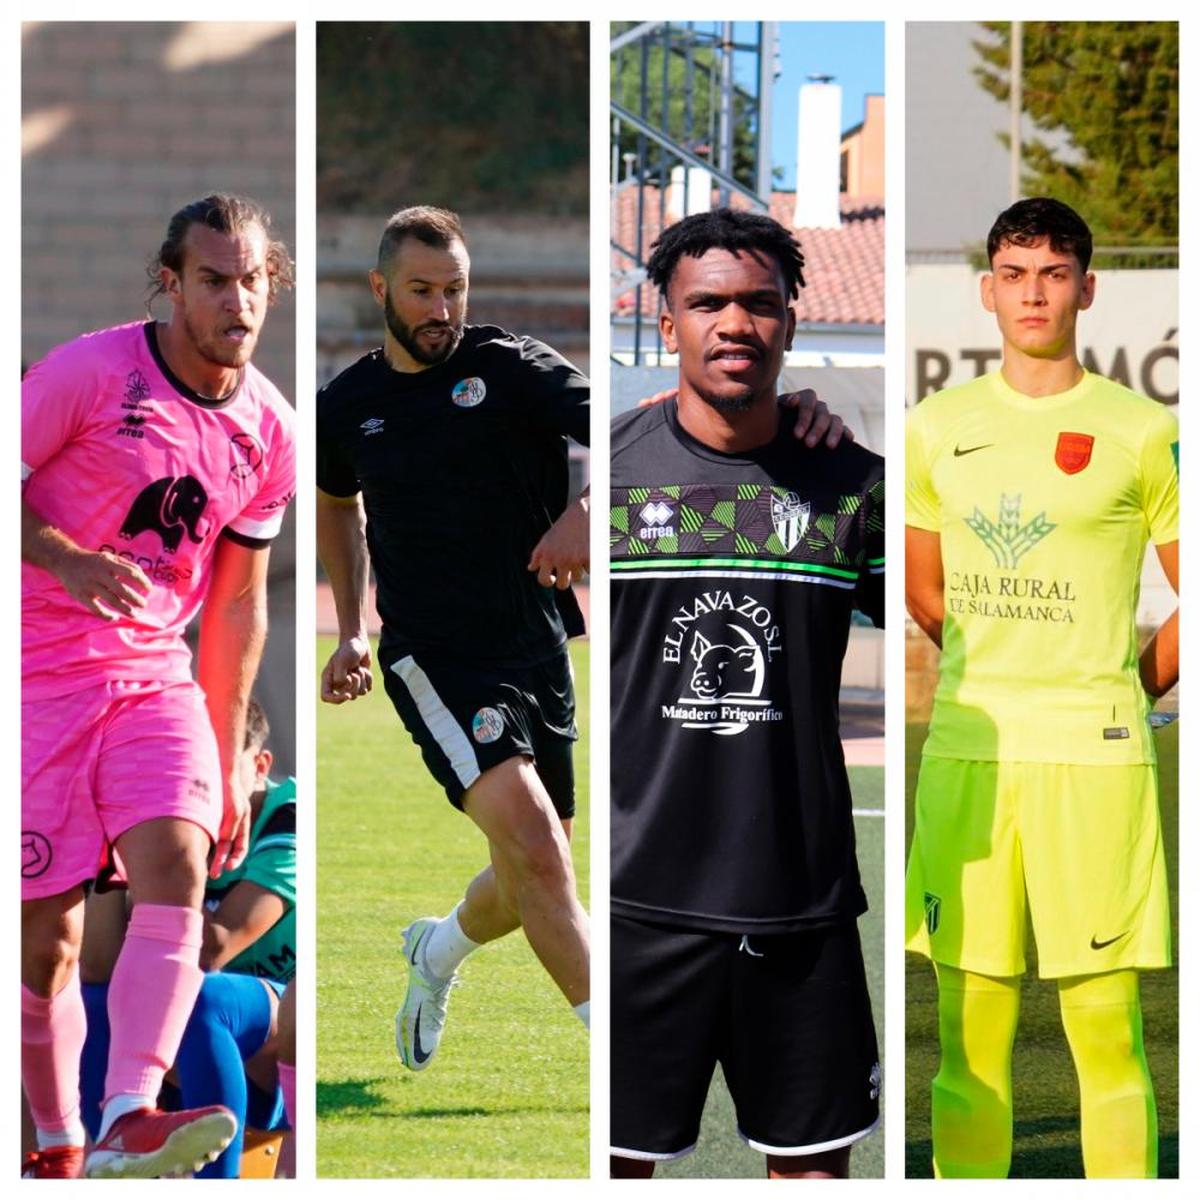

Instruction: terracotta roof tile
[612,188,884,326]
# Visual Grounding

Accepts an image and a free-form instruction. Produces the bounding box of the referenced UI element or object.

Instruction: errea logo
[638,501,675,540]
[360,418,385,436]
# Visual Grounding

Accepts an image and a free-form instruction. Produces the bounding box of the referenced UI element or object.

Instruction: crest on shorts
[1055,431,1094,475]
[472,707,505,744]
[770,491,810,553]
[924,891,941,935]
[451,377,487,408]
[21,831,53,879]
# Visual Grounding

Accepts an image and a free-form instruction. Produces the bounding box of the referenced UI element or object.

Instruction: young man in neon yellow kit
[905,197,1178,1179]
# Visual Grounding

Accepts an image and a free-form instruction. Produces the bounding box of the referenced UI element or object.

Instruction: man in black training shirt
[317,206,590,1071]
[610,209,884,1178]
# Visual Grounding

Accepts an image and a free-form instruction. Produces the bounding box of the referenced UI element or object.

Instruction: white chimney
[793,78,842,229]
[667,164,713,220]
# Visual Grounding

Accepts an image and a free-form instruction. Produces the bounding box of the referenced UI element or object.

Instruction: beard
[697,388,756,414]
[385,292,465,367]
[183,310,257,372]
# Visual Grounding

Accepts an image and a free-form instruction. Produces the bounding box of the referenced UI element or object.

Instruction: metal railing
[611,21,775,365]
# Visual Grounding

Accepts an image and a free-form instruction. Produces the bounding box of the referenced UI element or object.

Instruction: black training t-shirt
[317,325,589,668]
[610,399,884,933]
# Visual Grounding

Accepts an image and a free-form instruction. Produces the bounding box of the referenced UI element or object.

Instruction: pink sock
[278,1062,296,1130]
[21,970,87,1137]
[104,903,203,1105]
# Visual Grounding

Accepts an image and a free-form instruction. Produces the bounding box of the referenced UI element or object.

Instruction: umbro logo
[360,418,385,436]
[953,443,993,457]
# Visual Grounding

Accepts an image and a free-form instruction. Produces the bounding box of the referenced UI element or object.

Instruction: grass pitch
[905,722,1179,1178]
[316,637,589,1178]
[655,766,885,1179]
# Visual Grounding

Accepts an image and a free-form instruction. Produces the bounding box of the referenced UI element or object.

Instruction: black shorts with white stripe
[382,647,577,817]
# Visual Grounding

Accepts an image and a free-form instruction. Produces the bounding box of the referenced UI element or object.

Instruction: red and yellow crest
[1055,432,1094,475]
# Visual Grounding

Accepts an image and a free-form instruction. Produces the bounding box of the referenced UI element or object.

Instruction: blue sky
[756,22,884,191]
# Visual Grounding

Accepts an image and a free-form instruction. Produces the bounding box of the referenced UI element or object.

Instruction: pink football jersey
[22,321,295,698]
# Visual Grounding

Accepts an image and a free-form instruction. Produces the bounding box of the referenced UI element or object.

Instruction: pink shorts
[21,679,222,901]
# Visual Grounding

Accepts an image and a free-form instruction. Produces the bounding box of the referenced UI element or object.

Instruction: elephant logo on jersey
[687,627,765,702]
[21,832,53,879]
[770,491,810,552]
[964,494,1055,569]
[119,476,211,553]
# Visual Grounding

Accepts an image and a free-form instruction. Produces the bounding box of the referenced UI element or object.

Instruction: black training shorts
[382,647,577,818]
[610,913,880,1161]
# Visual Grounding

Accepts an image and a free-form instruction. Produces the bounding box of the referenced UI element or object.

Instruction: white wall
[907,264,1177,405]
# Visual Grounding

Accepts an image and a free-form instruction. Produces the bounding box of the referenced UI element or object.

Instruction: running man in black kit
[610,209,884,1178]
[317,206,591,1067]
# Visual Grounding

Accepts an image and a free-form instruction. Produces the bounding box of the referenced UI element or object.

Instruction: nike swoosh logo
[953,443,994,456]
[412,1009,432,1064]
[1090,932,1128,950]
[410,924,434,1064]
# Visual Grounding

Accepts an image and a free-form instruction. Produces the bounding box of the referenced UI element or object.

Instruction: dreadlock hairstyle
[645,208,806,305]
[986,197,1093,272]
[146,193,295,305]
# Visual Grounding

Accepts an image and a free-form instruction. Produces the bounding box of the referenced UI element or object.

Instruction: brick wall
[22,21,295,397]
[22,22,298,771]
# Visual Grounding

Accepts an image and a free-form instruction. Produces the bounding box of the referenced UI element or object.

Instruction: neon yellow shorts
[905,757,1171,978]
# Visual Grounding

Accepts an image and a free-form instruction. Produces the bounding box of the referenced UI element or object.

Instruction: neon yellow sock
[1058,970,1157,1178]
[931,964,1020,1178]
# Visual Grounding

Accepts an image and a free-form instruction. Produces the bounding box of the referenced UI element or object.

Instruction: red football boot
[21,1145,85,1178]
[85,1105,237,1179]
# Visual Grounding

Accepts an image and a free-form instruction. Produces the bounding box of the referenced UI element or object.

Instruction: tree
[318,23,588,215]
[974,22,1177,246]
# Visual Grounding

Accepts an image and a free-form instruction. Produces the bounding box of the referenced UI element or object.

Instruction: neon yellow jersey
[907,370,1178,765]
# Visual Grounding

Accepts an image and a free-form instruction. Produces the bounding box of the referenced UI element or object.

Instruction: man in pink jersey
[21,193,296,1179]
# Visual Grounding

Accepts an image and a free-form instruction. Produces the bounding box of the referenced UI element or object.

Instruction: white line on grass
[853,808,885,818]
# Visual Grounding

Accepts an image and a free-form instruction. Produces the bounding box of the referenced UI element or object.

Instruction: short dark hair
[645,208,806,304]
[244,697,271,752]
[147,193,295,303]
[377,205,466,274]
[986,197,1093,272]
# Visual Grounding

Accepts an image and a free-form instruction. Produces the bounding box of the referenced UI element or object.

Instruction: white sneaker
[396,917,459,1070]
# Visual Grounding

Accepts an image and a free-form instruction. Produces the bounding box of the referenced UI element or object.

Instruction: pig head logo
[119,475,211,553]
[686,625,765,702]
